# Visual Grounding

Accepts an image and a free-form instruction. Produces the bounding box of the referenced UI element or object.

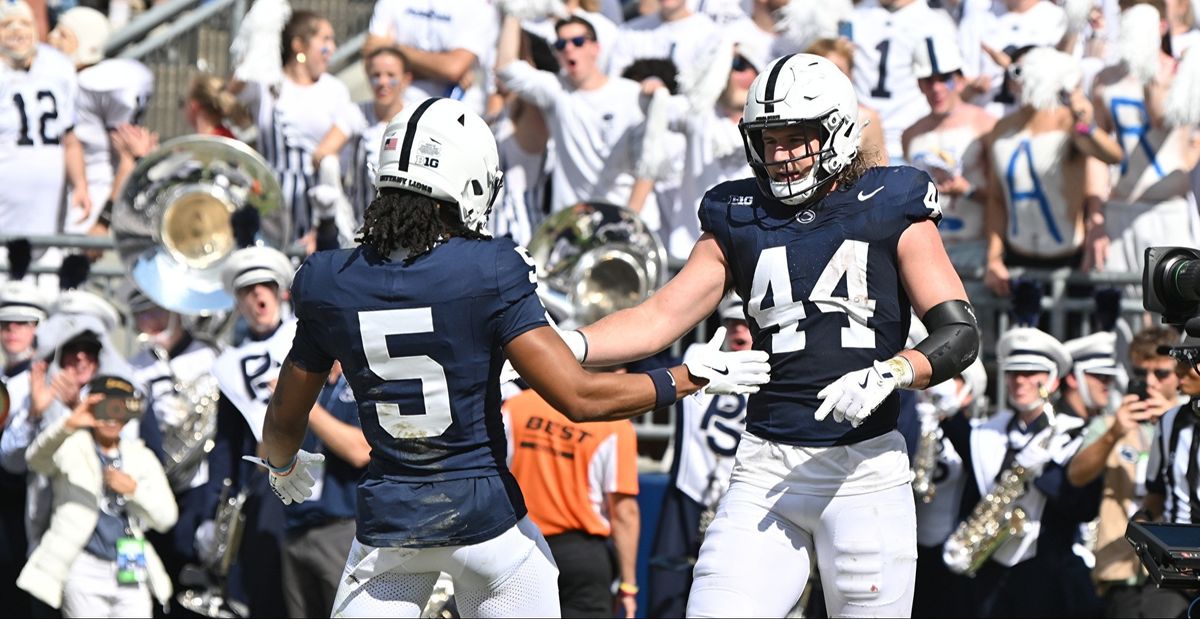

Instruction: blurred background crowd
[2,0,1200,617]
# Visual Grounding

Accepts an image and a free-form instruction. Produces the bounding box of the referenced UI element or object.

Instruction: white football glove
[1013,427,1056,476]
[243,449,325,505]
[814,358,910,427]
[500,314,588,383]
[684,327,771,395]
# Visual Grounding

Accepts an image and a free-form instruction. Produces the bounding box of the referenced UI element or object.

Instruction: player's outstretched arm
[507,324,769,423]
[261,357,330,470]
[578,233,731,367]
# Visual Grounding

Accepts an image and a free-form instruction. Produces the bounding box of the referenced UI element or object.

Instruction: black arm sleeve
[913,299,980,386]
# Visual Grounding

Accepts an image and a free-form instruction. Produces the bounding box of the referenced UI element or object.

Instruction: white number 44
[747,240,877,354]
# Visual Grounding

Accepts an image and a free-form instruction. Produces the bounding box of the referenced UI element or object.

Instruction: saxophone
[148,343,220,493]
[943,387,1057,577]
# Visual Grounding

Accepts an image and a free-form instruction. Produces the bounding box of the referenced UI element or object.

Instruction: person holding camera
[1062,330,1183,617]
[16,375,177,618]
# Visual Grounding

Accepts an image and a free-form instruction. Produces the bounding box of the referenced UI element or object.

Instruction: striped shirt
[1147,404,1200,523]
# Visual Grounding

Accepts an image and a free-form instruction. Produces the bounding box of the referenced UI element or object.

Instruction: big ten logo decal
[700,394,746,457]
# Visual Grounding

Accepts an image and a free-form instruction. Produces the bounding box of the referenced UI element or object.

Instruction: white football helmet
[740,53,861,205]
[375,97,504,235]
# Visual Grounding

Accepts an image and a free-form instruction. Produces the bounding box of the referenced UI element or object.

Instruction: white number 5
[359,308,453,439]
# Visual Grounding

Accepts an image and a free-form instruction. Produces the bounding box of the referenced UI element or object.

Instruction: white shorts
[331,516,560,618]
[687,433,918,618]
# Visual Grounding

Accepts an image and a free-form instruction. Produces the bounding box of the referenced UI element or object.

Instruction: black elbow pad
[913,299,980,386]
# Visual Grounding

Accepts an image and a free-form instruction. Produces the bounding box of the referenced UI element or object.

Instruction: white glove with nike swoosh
[684,327,771,395]
[243,450,325,505]
[814,357,913,427]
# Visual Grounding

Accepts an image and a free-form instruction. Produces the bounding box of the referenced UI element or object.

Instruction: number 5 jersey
[288,238,549,547]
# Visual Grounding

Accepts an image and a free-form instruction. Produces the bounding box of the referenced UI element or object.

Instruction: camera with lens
[1144,247,1200,331]
[1144,247,1200,371]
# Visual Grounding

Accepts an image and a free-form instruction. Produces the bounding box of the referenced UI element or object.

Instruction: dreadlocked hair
[356,190,488,263]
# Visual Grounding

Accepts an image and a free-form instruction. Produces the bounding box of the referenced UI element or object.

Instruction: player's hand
[684,327,771,395]
[1013,427,1056,476]
[814,360,901,427]
[243,449,325,505]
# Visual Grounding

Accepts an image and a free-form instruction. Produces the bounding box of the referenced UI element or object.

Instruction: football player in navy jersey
[556,53,982,617]
[250,97,770,618]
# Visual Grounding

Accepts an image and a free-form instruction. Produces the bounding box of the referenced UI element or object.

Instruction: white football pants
[331,516,560,618]
[687,442,918,617]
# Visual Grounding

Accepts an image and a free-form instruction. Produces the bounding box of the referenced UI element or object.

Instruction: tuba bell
[527,203,668,326]
[112,135,288,316]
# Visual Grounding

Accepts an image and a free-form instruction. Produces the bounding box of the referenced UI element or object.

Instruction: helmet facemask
[740,110,854,206]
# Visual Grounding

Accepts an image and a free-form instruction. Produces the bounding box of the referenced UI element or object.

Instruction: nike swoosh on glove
[1013,427,1056,476]
[684,327,771,395]
[243,449,325,505]
[814,360,900,427]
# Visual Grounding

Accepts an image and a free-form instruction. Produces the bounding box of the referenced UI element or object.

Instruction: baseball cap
[86,374,144,422]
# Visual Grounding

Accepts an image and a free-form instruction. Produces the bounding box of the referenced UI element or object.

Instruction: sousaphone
[112,135,287,316]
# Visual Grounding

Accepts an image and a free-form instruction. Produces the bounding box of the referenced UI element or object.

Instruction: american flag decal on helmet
[383,136,398,150]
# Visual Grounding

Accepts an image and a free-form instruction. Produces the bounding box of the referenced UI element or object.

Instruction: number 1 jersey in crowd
[288,237,549,547]
[699,166,941,447]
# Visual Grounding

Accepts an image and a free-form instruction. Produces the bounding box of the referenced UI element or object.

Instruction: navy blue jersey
[699,166,941,447]
[288,237,549,547]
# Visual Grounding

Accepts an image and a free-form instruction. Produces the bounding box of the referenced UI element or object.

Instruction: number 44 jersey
[289,237,549,548]
[700,166,941,448]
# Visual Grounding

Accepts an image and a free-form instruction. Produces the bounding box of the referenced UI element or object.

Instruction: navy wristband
[646,368,677,410]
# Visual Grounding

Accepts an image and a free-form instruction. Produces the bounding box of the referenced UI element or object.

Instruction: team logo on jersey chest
[796,209,816,224]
